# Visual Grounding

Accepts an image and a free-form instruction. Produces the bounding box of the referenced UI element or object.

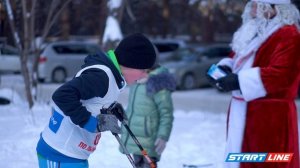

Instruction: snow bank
[0,88,25,106]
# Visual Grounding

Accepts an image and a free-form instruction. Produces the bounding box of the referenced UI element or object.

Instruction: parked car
[38,41,101,83]
[152,39,186,63]
[0,44,21,73]
[162,44,231,90]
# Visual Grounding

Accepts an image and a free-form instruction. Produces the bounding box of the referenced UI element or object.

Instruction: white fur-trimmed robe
[221,25,300,168]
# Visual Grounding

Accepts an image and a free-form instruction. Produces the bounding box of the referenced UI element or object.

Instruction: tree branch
[21,0,29,66]
[4,0,22,51]
[40,0,60,46]
[30,0,37,50]
[40,0,72,49]
[125,0,136,22]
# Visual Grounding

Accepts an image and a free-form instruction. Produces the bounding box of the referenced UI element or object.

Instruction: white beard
[231,19,259,55]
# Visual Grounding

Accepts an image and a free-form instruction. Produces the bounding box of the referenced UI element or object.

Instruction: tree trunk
[162,0,170,38]
[5,0,73,108]
[60,7,70,40]
[98,0,108,47]
[3,0,34,107]
[21,52,34,107]
[22,0,34,107]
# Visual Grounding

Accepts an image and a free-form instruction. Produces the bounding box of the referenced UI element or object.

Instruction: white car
[0,45,21,73]
[38,41,102,83]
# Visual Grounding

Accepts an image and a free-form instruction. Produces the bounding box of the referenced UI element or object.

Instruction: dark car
[162,44,231,90]
[152,39,186,63]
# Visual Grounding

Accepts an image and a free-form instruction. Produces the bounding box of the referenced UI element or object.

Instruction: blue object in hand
[207,64,227,80]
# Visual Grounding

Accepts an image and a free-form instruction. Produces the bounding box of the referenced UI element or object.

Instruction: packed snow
[0,76,299,168]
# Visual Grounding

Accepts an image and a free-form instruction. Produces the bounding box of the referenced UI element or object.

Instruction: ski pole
[100,106,136,168]
[112,132,136,168]
[106,102,156,168]
[123,123,156,168]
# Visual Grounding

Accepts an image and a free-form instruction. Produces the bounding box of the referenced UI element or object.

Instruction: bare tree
[3,0,72,108]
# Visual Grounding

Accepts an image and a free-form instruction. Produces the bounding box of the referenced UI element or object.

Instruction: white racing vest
[41,65,124,160]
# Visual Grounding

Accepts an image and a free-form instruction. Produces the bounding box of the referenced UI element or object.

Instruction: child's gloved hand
[96,114,121,134]
[102,102,128,122]
[155,138,167,155]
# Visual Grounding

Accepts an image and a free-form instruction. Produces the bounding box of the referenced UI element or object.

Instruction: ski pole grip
[107,101,128,122]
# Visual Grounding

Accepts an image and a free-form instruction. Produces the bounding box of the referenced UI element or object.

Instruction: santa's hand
[218,65,232,74]
[206,73,217,86]
[216,73,240,92]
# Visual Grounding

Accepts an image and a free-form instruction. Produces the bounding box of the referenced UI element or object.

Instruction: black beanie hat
[115,33,156,69]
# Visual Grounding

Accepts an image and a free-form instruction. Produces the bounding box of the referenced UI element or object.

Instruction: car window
[202,46,231,58]
[217,47,231,57]
[53,44,100,55]
[154,43,179,53]
[85,45,100,53]
[170,49,197,62]
[0,46,19,55]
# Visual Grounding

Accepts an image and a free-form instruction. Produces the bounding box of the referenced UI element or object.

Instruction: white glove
[154,138,167,155]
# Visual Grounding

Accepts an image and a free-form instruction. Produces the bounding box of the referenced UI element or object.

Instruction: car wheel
[181,73,196,90]
[38,78,45,83]
[52,68,66,83]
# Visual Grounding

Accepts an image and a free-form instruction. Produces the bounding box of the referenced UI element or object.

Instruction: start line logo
[226,153,293,162]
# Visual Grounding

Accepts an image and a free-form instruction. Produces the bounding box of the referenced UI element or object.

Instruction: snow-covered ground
[0,74,299,168]
[0,88,226,168]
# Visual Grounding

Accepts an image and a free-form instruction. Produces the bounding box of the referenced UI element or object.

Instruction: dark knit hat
[115,33,156,69]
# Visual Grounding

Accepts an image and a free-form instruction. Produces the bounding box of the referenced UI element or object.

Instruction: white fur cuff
[238,67,267,101]
[217,58,234,69]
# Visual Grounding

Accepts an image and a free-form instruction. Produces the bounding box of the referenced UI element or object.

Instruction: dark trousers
[133,155,158,168]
